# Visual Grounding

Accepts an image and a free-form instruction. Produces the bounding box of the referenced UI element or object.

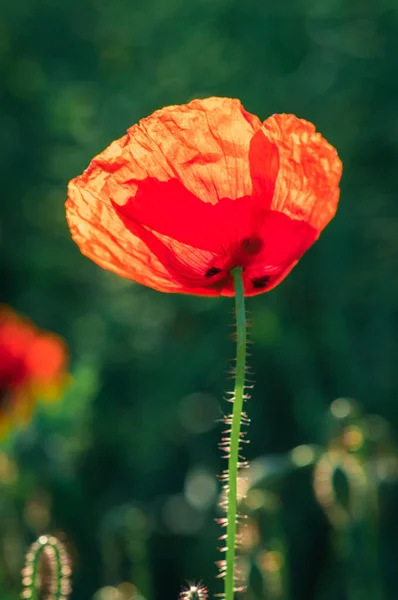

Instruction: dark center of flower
[241,237,263,255]
[251,275,271,289]
[205,266,223,277]
[204,237,266,283]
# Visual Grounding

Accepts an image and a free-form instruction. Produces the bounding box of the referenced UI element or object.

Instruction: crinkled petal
[127,96,262,203]
[89,96,262,208]
[66,97,265,294]
[66,100,342,297]
[67,187,189,293]
[261,114,342,232]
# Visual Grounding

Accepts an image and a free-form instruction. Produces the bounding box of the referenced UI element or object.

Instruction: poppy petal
[97,96,263,209]
[257,211,318,268]
[66,99,342,297]
[242,210,318,295]
[66,97,265,293]
[67,187,188,293]
[114,177,267,255]
[0,306,69,437]
[248,129,280,209]
[127,96,262,204]
[261,114,342,232]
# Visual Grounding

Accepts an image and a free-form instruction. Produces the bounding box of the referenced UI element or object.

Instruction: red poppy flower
[66,97,342,296]
[0,306,69,437]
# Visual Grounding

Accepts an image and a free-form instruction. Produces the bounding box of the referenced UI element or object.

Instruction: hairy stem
[224,267,247,600]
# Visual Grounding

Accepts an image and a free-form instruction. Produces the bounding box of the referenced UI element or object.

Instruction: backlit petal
[67,187,187,293]
[66,97,264,293]
[261,114,342,232]
[93,97,262,209]
[66,99,342,296]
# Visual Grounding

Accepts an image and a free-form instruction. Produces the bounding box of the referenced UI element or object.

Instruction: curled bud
[21,535,72,599]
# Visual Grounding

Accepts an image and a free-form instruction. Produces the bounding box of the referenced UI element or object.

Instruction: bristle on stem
[218,267,249,600]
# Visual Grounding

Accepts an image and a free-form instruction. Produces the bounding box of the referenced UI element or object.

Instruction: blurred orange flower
[0,306,69,438]
[66,97,342,296]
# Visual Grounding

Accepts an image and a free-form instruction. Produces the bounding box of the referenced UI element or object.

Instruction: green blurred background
[1,0,398,599]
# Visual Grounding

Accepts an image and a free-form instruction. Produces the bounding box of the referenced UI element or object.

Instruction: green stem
[224,267,247,600]
[52,541,64,599]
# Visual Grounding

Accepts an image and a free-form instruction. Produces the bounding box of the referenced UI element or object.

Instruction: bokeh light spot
[330,398,352,419]
[290,444,315,467]
[184,467,217,510]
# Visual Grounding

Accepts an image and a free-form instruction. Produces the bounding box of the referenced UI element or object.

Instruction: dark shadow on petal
[257,210,318,267]
[249,129,279,209]
[115,177,257,253]
[111,199,227,292]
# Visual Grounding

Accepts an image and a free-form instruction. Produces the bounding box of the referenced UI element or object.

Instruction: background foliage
[1,0,398,599]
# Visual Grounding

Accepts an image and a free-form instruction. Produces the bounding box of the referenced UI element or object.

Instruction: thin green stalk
[224,267,247,600]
